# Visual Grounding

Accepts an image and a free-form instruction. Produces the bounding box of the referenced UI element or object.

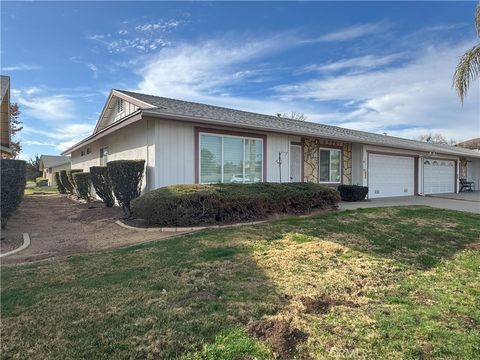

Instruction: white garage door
[368,153,415,198]
[423,159,455,194]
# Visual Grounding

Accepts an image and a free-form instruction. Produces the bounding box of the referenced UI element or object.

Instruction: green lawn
[2,207,479,359]
[24,181,58,195]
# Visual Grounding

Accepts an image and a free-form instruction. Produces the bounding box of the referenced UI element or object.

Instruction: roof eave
[142,109,480,159]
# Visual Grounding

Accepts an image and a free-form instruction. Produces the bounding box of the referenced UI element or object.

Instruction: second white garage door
[368,153,415,198]
[423,159,455,194]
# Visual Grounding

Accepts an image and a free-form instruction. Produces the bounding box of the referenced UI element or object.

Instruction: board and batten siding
[152,119,297,186]
[351,143,363,186]
[70,119,154,193]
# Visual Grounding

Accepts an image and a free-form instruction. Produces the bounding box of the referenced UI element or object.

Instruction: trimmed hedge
[107,160,145,217]
[60,170,73,194]
[1,159,27,228]
[131,182,341,227]
[90,166,115,207]
[68,169,83,195]
[337,185,369,202]
[54,172,67,194]
[73,172,91,201]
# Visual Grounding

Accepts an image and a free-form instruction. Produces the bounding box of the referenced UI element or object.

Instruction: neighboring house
[62,89,480,198]
[1,75,12,159]
[39,155,71,186]
[457,138,480,186]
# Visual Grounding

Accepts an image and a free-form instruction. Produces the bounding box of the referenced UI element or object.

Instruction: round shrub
[107,160,145,217]
[73,172,91,201]
[131,182,341,227]
[1,159,27,228]
[60,170,73,194]
[337,185,369,202]
[90,166,115,207]
[54,172,67,194]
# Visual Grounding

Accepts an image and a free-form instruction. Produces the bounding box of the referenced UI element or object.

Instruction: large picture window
[199,133,263,183]
[319,148,341,183]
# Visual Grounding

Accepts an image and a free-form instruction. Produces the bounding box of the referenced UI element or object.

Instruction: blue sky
[2,1,479,160]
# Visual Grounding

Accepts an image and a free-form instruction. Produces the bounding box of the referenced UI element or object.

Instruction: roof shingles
[116,89,480,158]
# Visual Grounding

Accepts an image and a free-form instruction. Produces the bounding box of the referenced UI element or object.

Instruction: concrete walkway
[339,195,480,214]
[429,191,480,202]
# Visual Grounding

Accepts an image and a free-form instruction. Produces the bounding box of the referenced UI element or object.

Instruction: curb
[115,219,267,233]
[1,233,31,258]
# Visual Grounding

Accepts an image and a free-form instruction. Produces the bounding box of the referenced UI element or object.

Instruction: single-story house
[62,89,480,198]
[39,155,71,186]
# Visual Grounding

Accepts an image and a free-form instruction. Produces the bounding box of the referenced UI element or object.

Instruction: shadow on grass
[1,230,286,359]
[1,206,479,359]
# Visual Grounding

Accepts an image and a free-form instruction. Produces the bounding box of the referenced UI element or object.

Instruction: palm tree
[453,3,480,103]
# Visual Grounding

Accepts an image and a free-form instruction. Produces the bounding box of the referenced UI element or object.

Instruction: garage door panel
[368,154,415,198]
[423,159,455,194]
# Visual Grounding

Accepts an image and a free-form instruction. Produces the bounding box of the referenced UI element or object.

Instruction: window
[86,147,91,154]
[319,148,341,183]
[199,133,263,184]
[80,150,85,157]
[100,146,109,166]
[117,99,124,113]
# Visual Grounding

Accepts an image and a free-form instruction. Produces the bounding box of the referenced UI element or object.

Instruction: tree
[453,3,480,102]
[418,133,456,146]
[26,154,42,181]
[10,103,23,158]
[276,111,307,121]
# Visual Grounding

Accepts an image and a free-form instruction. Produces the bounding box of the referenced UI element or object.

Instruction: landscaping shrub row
[54,172,67,194]
[73,172,91,201]
[337,185,368,202]
[1,159,27,228]
[131,182,341,227]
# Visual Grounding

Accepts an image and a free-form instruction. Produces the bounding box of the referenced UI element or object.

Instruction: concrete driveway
[339,194,480,214]
[428,191,480,202]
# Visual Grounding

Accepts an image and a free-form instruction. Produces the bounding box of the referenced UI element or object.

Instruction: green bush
[54,172,67,194]
[131,182,341,227]
[60,170,73,194]
[90,166,115,207]
[337,185,369,202]
[35,176,48,187]
[68,169,83,195]
[107,160,145,217]
[1,159,27,228]
[73,172,91,201]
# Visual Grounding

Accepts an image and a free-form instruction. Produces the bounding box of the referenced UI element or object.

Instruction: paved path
[339,195,480,214]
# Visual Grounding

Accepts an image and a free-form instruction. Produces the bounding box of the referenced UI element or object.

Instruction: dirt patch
[1,195,190,265]
[300,296,359,314]
[0,233,23,254]
[247,319,308,359]
[465,243,480,250]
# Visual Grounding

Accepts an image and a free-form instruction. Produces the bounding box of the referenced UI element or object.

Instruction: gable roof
[39,155,70,169]
[115,89,480,158]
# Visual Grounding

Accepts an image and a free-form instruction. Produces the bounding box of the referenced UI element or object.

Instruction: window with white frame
[100,146,109,166]
[199,133,263,184]
[319,148,341,183]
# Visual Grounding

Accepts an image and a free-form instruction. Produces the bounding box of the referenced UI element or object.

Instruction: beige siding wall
[71,119,153,192]
[46,163,71,186]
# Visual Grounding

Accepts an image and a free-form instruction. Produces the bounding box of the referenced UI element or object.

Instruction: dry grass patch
[1,206,479,359]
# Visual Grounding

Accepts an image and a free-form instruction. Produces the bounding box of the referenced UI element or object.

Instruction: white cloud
[135,19,181,32]
[303,21,392,43]
[305,53,404,73]
[2,64,41,71]
[274,41,480,140]
[17,94,76,121]
[88,63,98,78]
[23,123,94,151]
[137,35,286,97]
